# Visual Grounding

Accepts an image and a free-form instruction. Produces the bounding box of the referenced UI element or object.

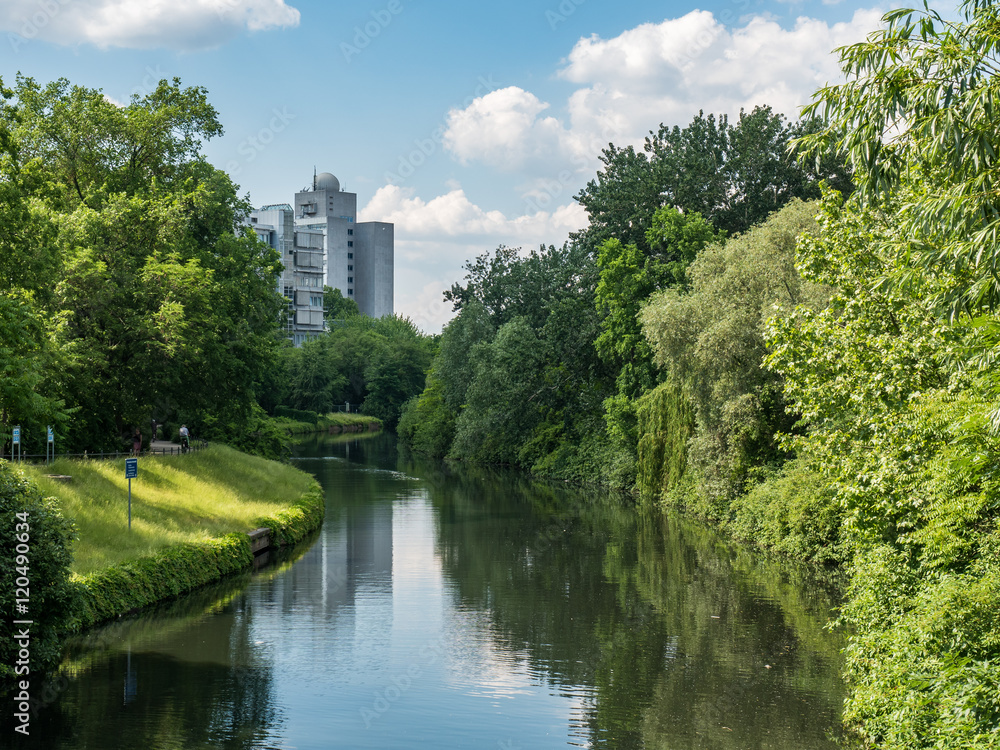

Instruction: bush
[71,533,252,630]
[0,461,76,685]
[729,457,845,565]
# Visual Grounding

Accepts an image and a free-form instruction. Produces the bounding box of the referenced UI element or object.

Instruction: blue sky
[0,0,899,331]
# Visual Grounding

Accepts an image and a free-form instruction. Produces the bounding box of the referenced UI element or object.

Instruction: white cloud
[561,7,884,134]
[442,8,883,179]
[360,184,587,247]
[361,184,588,333]
[443,86,586,172]
[2,0,299,51]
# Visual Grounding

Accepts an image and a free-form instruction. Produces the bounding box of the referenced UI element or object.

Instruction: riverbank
[270,411,382,436]
[24,445,324,630]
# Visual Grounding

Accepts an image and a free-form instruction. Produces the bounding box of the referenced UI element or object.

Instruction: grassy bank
[26,445,318,575]
[2,446,325,682]
[270,412,382,436]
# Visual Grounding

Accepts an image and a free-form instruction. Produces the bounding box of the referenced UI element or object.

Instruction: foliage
[0,79,66,454]
[277,313,433,429]
[641,199,827,511]
[0,461,76,683]
[729,458,845,565]
[405,243,626,484]
[635,379,694,502]
[195,402,290,460]
[574,105,851,250]
[282,334,349,415]
[396,373,455,458]
[450,317,546,463]
[592,209,722,484]
[763,184,1000,745]
[323,285,359,326]
[253,483,325,547]
[798,0,1000,317]
[71,532,252,631]
[0,75,285,453]
[273,406,320,424]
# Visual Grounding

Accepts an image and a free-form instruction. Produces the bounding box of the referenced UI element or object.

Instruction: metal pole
[128,477,132,530]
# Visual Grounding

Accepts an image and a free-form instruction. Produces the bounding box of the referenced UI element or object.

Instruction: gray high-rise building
[294,171,394,319]
[250,171,394,346]
[250,203,325,347]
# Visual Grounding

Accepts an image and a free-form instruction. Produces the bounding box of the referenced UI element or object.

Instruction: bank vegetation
[399,3,1000,746]
[1,445,324,683]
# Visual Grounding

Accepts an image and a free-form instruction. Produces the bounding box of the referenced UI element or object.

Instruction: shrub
[0,461,76,684]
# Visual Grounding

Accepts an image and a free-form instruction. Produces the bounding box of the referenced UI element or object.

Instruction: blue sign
[12,427,20,445]
[47,426,54,443]
[125,458,138,479]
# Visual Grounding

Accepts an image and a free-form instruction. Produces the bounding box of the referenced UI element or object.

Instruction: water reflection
[6,433,845,749]
[396,443,845,749]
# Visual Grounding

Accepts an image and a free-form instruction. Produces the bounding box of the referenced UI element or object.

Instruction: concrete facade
[250,171,394,346]
[294,171,393,320]
[250,204,326,347]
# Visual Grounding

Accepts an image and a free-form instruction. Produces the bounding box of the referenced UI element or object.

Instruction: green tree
[323,285,359,327]
[797,0,1000,316]
[279,314,433,429]
[640,199,826,512]
[4,76,283,450]
[450,317,547,464]
[362,315,434,428]
[575,106,851,249]
[593,208,721,473]
[762,188,1000,748]
[282,335,348,414]
[0,77,65,451]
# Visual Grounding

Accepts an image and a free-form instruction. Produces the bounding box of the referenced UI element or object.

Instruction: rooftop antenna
[312,166,317,191]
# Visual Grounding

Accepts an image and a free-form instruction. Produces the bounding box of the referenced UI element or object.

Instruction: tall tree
[0,77,65,451]
[575,106,851,249]
[4,76,283,450]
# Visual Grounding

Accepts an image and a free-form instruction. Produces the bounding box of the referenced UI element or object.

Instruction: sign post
[46,425,54,465]
[12,425,20,463]
[125,458,138,530]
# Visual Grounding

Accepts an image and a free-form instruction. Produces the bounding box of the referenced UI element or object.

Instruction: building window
[348,288,354,295]
[348,252,353,259]
[348,265,353,271]
[348,241,353,247]
[348,277,353,283]
[348,229,353,235]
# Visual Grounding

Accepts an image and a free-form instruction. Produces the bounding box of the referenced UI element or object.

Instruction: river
[11,433,846,749]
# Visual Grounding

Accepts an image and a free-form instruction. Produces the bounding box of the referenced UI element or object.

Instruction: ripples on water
[6,432,846,749]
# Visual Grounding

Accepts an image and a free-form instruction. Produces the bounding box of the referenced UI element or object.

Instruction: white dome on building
[315,171,340,192]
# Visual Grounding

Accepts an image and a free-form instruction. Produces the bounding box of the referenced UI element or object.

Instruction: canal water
[12,433,846,749]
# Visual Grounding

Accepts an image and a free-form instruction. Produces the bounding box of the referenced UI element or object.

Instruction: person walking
[132,428,142,456]
[179,424,190,453]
